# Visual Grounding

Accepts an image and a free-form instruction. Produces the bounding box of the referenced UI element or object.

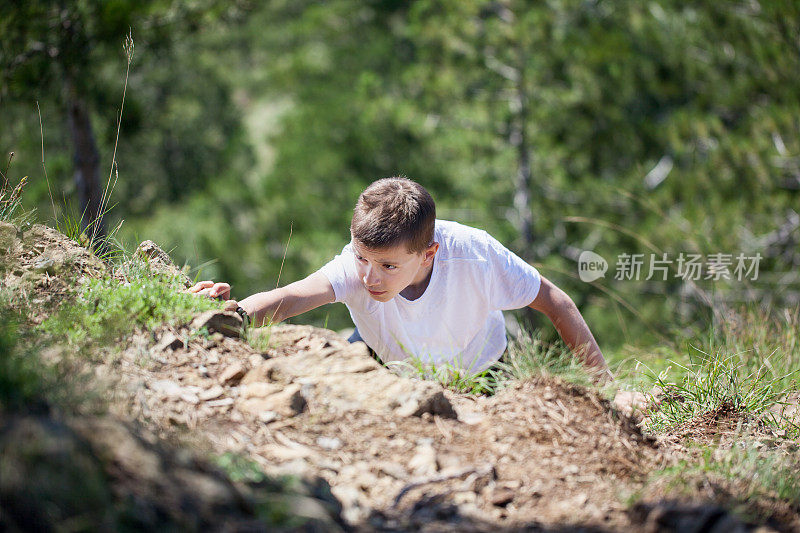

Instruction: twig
[275,222,293,289]
[36,101,57,220]
[93,30,134,245]
[392,464,495,508]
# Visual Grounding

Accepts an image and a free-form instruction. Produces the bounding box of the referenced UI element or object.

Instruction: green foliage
[0,307,49,412]
[39,264,221,349]
[213,452,268,484]
[4,0,799,347]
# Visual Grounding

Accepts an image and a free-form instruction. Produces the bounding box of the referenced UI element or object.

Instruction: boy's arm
[238,271,336,327]
[528,275,614,382]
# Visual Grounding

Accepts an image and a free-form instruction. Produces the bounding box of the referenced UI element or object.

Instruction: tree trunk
[64,74,105,240]
[510,47,533,256]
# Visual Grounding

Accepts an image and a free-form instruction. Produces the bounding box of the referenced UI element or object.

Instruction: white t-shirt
[318,220,541,372]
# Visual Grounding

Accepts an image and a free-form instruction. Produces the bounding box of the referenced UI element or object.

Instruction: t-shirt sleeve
[484,233,541,310]
[318,243,361,304]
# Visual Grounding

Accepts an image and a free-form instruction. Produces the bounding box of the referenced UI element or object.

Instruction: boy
[190,177,615,382]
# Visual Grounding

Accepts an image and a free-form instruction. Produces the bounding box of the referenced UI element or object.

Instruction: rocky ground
[2,222,797,532]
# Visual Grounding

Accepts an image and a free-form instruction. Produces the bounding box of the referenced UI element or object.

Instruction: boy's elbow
[528,276,575,318]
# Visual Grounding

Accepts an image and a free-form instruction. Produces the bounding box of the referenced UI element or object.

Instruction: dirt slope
[4,223,790,532]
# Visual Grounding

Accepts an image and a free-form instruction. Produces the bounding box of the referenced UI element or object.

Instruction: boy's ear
[423,242,439,264]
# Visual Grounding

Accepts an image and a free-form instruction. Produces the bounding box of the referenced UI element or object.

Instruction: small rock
[238,383,306,418]
[396,390,457,419]
[317,437,342,450]
[33,257,56,275]
[259,411,278,424]
[489,487,515,507]
[375,462,408,480]
[154,333,184,352]
[408,439,439,476]
[190,310,242,338]
[457,409,485,425]
[149,379,183,399]
[0,222,19,252]
[219,363,246,385]
[199,385,224,401]
[180,393,200,405]
[206,398,235,408]
[240,382,282,399]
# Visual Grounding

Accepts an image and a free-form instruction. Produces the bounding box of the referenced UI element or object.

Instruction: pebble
[205,398,234,408]
[180,393,200,405]
[259,411,278,424]
[219,363,246,385]
[199,385,224,401]
[316,437,342,450]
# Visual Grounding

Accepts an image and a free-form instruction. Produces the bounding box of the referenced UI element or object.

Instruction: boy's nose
[363,266,380,287]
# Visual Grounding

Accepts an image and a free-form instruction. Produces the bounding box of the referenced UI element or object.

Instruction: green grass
[637,306,800,434]
[388,356,506,395]
[39,260,222,350]
[0,172,30,225]
[385,329,596,396]
[498,329,595,387]
[0,306,49,412]
[0,300,98,414]
[638,443,800,525]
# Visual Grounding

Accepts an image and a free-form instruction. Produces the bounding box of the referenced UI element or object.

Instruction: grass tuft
[38,260,221,350]
[498,329,594,387]
[0,169,31,225]
[642,307,800,434]
[388,356,505,395]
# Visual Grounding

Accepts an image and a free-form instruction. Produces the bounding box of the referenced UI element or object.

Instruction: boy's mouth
[367,288,387,296]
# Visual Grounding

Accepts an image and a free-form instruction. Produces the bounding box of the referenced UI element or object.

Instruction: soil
[3,223,798,532]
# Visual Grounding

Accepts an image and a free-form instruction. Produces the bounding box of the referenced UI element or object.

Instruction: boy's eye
[356,255,366,262]
[383,264,396,270]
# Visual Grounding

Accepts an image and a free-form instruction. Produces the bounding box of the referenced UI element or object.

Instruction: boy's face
[351,239,439,302]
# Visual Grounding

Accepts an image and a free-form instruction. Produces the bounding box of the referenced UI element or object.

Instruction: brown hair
[350,177,436,253]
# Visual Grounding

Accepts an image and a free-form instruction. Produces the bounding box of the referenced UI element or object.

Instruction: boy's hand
[188,280,231,300]
[612,390,648,416]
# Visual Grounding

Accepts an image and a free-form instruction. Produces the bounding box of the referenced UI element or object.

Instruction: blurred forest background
[2,0,799,353]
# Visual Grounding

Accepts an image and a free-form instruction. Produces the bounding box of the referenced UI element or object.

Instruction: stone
[396,390,458,419]
[408,439,439,476]
[374,461,408,480]
[154,333,184,352]
[238,383,306,418]
[240,382,282,399]
[489,487,515,507]
[317,437,342,450]
[179,393,200,405]
[199,385,224,401]
[219,363,246,385]
[134,240,190,286]
[0,221,19,253]
[206,398,234,408]
[149,379,184,399]
[190,310,242,338]
[258,411,278,424]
